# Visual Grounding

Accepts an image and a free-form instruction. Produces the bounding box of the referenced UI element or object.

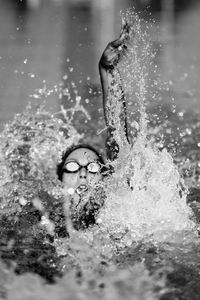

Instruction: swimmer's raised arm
[99,20,130,160]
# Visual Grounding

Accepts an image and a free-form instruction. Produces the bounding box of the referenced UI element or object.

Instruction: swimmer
[57,144,105,194]
[99,18,130,160]
[57,19,131,189]
[57,144,106,230]
[56,21,131,230]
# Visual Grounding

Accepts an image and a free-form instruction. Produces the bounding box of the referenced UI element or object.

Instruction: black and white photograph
[0,0,200,299]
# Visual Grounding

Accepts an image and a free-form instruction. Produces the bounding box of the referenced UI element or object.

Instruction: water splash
[0,8,199,300]
[119,10,154,140]
[98,137,196,244]
[95,10,197,245]
[0,102,83,216]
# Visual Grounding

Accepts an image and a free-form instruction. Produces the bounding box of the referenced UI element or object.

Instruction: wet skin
[62,147,102,193]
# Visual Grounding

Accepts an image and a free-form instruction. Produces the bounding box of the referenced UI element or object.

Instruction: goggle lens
[64,161,80,172]
[63,161,101,174]
[87,162,101,173]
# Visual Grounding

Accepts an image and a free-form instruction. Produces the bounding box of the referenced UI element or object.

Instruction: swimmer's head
[57,144,106,194]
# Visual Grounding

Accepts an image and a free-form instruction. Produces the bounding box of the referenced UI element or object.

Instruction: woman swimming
[56,21,131,230]
[57,144,105,193]
[59,20,131,189]
[57,144,106,230]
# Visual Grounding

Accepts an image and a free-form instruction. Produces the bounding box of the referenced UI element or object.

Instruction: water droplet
[67,188,75,195]
[185,128,192,135]
[28,73,35,78]
[177,111,184,118]
[31,94,40,99]
[62,74,68,80]
[19,197,27,206]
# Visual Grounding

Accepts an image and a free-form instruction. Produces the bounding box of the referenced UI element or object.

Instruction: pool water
[1,7,200,300]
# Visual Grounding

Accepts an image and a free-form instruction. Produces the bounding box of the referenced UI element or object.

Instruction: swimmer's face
[62,148,102,194]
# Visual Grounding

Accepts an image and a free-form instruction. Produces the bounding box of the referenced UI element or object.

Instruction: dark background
[0,0,200,131]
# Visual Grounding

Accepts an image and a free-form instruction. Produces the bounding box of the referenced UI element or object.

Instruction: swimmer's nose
[79,167,87,179]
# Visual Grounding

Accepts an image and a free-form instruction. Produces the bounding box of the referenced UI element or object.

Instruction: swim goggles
[63,161,101,174]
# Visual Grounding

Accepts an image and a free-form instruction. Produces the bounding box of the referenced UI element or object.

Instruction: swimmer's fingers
[100,40,130,69]
[119,19,131,43]
[121,38,132,57]
[99,43,120,69]
[112,20,131,48]
[99,21,131,69]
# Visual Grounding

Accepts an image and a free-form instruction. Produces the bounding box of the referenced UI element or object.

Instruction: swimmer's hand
[99,19,131,70]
